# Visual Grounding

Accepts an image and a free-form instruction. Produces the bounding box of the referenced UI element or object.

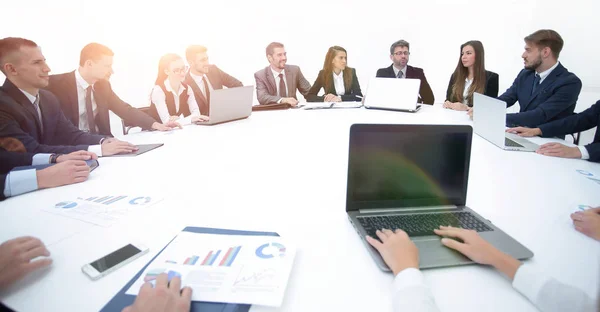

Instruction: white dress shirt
[189,72,214,100]
[462,78,473,105]
[333,71,345,96]
[392,264,597,312]
[271,67,288,104]
[537,61,560,84]
[74,69,98,132]
[19,89,103,156]
[151,79,200,125]
[392,65,407,79]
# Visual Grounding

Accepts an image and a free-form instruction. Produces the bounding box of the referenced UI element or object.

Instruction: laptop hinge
[359,205,459,214]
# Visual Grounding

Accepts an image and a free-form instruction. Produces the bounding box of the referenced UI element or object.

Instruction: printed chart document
[125,232,296,307]
[42,194,163,227]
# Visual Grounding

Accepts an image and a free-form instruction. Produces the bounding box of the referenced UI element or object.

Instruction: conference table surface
[1,105,599,312]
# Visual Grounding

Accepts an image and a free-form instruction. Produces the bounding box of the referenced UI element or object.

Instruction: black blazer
[306,68,362,102]
[46,71,156,136]
[498,63,582,127]
[446,70,499,106]
[539,100,600,162]
[375,65,435,104]
[0,79,106,154]
[0,149,35,201]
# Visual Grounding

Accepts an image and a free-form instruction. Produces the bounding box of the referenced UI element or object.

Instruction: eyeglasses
[172,66,189,74]
[393,51,410,56]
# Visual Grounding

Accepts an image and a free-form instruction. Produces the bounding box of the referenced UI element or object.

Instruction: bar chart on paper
[180,246,242,267]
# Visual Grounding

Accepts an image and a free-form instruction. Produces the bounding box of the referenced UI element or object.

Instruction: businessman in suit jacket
[375,40,435,105]
[45,43,176,136]
[507,100,600,163]
[498,30,582,128]
[184,45,243,116]
[254,42,311,106]
[0,37,137,155]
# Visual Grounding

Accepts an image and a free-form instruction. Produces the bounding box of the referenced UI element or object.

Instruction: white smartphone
[81,242,149,280]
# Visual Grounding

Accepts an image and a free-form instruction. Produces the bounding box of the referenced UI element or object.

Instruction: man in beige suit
[254,42,311,106]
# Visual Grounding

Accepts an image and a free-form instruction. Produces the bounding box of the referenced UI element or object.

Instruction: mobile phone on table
[85,159,99,172]
[81,242,149,280]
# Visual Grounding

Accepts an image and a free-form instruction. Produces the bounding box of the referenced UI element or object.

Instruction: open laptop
[473,92,539,152]
[346,124,533,270]
[363,78,422,113]
[195,86,253,125]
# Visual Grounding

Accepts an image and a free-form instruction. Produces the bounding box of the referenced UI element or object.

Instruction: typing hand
[0,236,52,290]
[323,94,337,102]
[443,101,469,111]
[37,160,90,188]
[56,151,98,162]
[122,274,192,312]
[192,115,210,123]
[571,207,600,241]
[433,226,521,279]
[366,229,419,275]
[506,127,542,137]
[101,139,139,156]
[536,142,582,159]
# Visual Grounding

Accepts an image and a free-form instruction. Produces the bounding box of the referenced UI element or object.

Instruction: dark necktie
[397,70,404,78]
[202,77,211,105]
[278,73,287,97]
[85,86,97,134]
[531,73,541,95]
[33,95,43,134]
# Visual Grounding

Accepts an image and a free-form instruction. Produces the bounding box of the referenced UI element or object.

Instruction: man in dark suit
[254,42,311,106]
[184,45,243,116]
[507,100,600,163]
[498,29,582,128]
[375,40,435,105]
[45,43,178,136]
[0,37,137,155]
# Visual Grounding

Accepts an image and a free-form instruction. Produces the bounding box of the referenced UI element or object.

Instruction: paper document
[42,194,163,227]
[300,101,363,110]
[125,232,296,307]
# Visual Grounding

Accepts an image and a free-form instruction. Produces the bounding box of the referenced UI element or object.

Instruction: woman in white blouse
[149,53,209,125]
[444,40,499,111]
[306,46,362,102]
[366,208,600,312]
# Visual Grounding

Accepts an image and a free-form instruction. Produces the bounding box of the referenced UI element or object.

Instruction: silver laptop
[363,78,422,113]
[195,86,253,125]
[473,92,539,151]
[346,124,533,270]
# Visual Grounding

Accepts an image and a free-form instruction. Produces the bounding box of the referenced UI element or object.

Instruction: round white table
[1,105,599,312]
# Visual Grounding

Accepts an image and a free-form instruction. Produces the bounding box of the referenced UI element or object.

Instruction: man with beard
[497,29,582,128]
[254,42,311,106]
[184,45,243,116]
[45,43,179,136]
[376,40,435,105]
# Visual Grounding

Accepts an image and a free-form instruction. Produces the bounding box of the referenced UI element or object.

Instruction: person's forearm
[490,251,522,280]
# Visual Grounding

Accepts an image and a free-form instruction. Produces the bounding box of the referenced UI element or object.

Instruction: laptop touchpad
[416,238,471,268]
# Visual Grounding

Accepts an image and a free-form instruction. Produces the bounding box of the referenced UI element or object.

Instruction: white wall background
[1,0,598,140]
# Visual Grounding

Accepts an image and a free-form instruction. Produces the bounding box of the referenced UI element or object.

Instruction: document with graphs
[126,231,296,307]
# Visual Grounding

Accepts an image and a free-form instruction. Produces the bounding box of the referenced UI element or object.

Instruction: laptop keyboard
[505,138,524,148]
[357,212,493,238]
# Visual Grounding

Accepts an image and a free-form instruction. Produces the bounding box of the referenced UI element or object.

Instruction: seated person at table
[376,39,435,104]
[0,37,137,156]
[45,43,177,136]
[368,226,597,312]
[254,42,311,106]
[444,40,498,111]
[507,100,600,162]
[184,45,243,116]
[498,29,582,128]
[149,53,208,125]
[306,46,362,102]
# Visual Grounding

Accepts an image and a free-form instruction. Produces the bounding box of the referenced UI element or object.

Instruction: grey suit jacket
[184,65,243,115]
[253,65,311,105]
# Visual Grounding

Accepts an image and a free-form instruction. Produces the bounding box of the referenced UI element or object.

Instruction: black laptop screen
[346,124,472,211]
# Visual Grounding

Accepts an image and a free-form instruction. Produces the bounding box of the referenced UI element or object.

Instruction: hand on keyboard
[366,229,419,275]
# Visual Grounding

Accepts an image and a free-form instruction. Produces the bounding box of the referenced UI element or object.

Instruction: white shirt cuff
[577,145,590,160]
[393,268,427,289]
[512,263,550,306]
[392,268,440,312]
[32,153,52,165]
[4,169,39,197]
[88,145,103,157]
[277,98,282,104]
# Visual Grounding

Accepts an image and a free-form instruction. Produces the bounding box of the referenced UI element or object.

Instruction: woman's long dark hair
[450,40,486,106]
[322,46,353,92]
[154,53,182,85]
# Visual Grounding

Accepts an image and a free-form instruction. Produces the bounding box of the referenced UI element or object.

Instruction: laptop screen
[346,124,472,211]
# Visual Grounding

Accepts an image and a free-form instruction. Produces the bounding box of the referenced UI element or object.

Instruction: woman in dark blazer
[306,46,362,102]
[444,40,499,111]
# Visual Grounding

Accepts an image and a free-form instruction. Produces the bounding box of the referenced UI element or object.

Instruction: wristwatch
[49,154,61,164]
